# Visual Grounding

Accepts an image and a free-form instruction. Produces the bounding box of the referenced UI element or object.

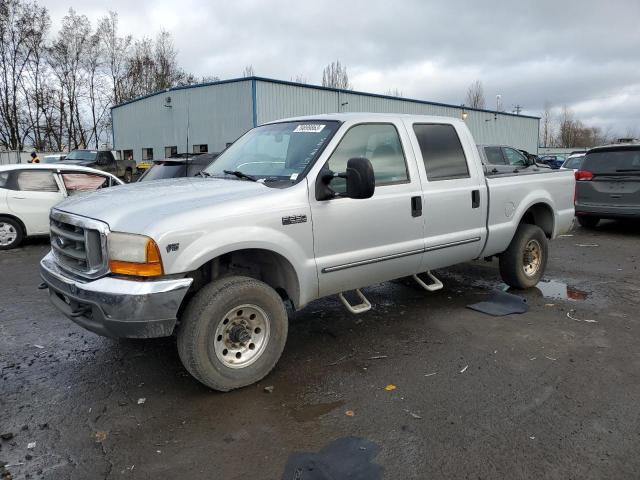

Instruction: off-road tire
[577,216,599,228]
[499,223,548,289]
[0,217,24,250]
[177,276,288,391]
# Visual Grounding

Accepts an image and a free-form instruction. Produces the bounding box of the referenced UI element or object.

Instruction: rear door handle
[471,190,480,208]
[411,196,422,217]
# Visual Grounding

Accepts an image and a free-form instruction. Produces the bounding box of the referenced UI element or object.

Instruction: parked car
[477,144,546,174]
[138,153,218,182]
[538,155,566,169]
[574,144,640,227]
[40,113,574,391]
[41,154,66,163]
[61,149,136,183]
[561,154,585,171]
[0,164,123,249]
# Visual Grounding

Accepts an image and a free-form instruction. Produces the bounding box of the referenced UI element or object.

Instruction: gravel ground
[1,220,639,479]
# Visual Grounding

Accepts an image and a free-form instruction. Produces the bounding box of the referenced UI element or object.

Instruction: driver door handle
[411,196,422,217]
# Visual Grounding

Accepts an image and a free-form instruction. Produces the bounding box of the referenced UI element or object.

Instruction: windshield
[563,157,583,169]
[204,121,340,183]
[582,149,640,174]
[65,150,98,162]
[139,162,187,181]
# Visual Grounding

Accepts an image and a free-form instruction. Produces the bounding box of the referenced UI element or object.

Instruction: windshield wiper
[223,169,257,182]
[198,171,211,177]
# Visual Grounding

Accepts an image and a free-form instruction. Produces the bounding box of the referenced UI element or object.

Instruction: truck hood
[55,177,275,232]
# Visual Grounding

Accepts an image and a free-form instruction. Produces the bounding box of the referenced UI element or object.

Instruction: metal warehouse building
[112,77,539,162]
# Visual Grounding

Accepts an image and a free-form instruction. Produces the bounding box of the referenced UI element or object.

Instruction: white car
[0,164,123,250]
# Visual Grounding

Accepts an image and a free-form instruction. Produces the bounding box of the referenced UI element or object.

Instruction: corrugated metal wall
[112,80,254,161]
[112,78,540,161]
[255,80,539,152]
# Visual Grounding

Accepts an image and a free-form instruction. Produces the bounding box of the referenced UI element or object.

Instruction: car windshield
[203,121,340,184]
[582,149,640,174]
[139,162,187,181]
[564,157,583,169]
[65,150,98,161]
[42,156,61,163]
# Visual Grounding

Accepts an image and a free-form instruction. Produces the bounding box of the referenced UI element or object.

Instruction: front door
[309,122,425,297]
[6,169,65,234]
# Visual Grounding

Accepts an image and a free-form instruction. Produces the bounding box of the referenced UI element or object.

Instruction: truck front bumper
[40,252,193,338]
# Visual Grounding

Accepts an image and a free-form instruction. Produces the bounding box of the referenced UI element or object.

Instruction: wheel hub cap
[213,304,270,369]
[0,222,17,246]
[523,239,542,277]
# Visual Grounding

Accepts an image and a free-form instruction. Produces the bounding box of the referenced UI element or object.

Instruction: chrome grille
[50,210,109,279]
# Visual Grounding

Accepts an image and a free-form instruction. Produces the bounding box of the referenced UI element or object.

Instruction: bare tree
[98,11,131,105]
[540,102,554,147]
[291,75,307,84]
[242,65,254,77]
[321,60,352,89]
[465,80,485,109]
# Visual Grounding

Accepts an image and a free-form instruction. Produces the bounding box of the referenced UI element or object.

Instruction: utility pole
[513,104,522,115]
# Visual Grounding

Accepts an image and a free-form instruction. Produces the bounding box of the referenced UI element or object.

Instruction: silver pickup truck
[40,113,575,391]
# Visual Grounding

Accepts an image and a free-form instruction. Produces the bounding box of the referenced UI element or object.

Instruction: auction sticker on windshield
[293,124,326,133]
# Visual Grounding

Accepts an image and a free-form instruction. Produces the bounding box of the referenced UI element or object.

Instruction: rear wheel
[0,217,23,250]
[499,224,548,289]
[177,276,288,391]
[577,216,599,228]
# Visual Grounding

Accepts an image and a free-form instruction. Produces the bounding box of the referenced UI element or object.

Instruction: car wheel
[177,276,288,391]
[499,223,548,289]
[577,216,599,228]
[0,217,24,250]
[123,169,133,183]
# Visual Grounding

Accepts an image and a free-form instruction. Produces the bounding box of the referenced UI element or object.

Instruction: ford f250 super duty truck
[40,113,575,391]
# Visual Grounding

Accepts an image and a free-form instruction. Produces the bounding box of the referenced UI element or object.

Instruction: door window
[413,124,470,181]
[325,123,408,193]
[61,173,109,195]
[15,171,59,192]
[483,146,506,165]
[502,147,527,167]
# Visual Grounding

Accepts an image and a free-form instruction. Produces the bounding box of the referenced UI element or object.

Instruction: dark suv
[574,144,640,227]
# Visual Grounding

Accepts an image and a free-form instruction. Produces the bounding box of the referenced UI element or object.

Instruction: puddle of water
[289,400,345,423]
[534,279,589,301]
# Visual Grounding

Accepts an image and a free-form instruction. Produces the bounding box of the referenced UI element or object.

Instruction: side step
[413,271,443,292]
[338,289,372,314]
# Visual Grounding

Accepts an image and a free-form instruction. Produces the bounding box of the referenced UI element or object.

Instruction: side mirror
[316,157,375,201]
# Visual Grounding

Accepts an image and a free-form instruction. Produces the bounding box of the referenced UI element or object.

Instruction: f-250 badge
[166,243,180,253]
[282,215,307,225]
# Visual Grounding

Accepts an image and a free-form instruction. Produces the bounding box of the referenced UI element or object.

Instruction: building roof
[111,76,540,120]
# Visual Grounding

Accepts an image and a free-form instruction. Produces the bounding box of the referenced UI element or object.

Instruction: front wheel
[499,224,548,289]
[177,276,288,391]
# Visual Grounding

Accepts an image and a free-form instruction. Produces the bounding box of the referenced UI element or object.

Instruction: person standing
[28,152,40,163]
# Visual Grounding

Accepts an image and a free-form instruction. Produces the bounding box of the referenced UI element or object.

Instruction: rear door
[6,169,65,234]
[406,121,487,271]
[579,148,640,208]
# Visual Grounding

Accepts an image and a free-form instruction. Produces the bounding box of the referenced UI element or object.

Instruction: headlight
[108,232,163,277]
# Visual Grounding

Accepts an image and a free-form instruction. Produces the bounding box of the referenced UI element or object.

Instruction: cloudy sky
[43,0,640,135]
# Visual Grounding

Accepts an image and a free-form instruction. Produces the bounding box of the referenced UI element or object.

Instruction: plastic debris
[558,234,573,237]
[345,410,355,417]
[567,310,597,323]
[94,431,108,443]
[368,355,387,360]
[263,386,274,393]
[27,442,36,449]
[424,372,437,377]
[544,355,557,361]
[137,398,146,405]
[384,384,397,391]
[403,409,422,419]
[460,365,468,373]
[33,344,44,349]
[576,244,599,247]
[530,436,536,440]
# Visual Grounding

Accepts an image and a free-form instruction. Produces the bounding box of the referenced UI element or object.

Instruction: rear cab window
[582,148,640,175]
[413,124,470,181]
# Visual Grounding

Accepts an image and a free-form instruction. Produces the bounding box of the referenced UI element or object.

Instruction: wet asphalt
[1,220,639,479]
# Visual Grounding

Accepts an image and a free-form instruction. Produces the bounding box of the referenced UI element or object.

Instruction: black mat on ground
[467,289,528,316]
